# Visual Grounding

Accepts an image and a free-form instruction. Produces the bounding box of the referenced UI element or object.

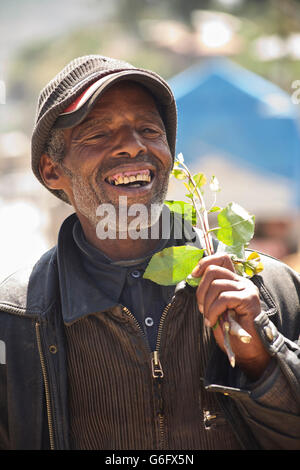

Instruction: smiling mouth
[105,169,154,188]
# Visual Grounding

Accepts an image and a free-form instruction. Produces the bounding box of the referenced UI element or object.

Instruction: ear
[39,154,68,190]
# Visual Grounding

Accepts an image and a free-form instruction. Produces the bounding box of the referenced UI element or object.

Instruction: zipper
[0,306,56,449]
[154,301,171,450]
[35,322,55,450]
[122,302,172,449]
[203,410,217,429]
[151,350,164,378]
[154,302,171,373]
[122,302,171,375]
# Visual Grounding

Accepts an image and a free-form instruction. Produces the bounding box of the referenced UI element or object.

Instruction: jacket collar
[57,214,129,324]
[57,211,179,325]
[0,208,201,318]
[0,246,58,317]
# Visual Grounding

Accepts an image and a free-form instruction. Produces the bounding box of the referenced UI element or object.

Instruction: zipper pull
[151,351,164,379]
[203,410,217,429]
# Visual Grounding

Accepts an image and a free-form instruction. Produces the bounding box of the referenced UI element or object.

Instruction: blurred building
[166,58,300,260]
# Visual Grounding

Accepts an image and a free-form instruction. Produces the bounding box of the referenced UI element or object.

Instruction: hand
[192,253,271,380]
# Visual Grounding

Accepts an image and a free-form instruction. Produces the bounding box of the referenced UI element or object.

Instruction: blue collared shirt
[57,208,197,350]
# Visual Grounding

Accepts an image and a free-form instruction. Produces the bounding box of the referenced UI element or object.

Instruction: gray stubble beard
[65,167,170,238]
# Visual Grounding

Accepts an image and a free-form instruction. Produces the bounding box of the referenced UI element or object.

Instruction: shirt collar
[57,207,181,325]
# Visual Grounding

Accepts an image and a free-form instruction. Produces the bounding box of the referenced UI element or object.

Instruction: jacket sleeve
[234,312,300,450]
[204,254,300,450]
[0,361,9,450]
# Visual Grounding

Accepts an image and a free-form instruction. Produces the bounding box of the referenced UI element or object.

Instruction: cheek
[162,151,173,174]
[151,139,173,169]
[65,144,104,174]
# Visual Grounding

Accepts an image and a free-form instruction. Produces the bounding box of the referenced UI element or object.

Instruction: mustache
[96,154,164,180]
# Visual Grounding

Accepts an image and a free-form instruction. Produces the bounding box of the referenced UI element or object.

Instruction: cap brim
[53,70,174,130]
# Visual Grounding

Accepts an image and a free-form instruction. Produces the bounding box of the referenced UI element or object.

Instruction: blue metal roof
[169,58,300,206]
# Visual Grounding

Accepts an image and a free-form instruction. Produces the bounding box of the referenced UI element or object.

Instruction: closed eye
[85,132,110,141]
[141,127,161,135]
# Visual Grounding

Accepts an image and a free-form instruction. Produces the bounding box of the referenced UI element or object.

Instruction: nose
[111,125,147,159]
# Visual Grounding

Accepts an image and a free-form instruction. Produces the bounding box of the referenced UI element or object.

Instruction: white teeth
[109,171,152,186]
[143,174,151,182]
[116,176,124,185]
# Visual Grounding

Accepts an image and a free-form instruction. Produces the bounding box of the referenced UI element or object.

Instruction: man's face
[60,81,173,230]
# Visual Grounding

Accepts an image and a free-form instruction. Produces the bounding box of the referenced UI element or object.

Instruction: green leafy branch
[143,152,264,368]
[144,153,263,287]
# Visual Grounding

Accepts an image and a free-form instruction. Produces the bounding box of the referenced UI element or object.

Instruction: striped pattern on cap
[31,55,177,203]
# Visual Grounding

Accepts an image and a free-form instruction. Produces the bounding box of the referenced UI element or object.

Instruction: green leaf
[225,243,246,259]
[217,202,255,247]
[143,245,204,286]
[208,206,221,213]
[186,172,206,194]
[186,274,201,287]
[230,251,264,278]
[164,200,197,226]
[232,262,245,277]
[244,264,255,277]
[245,252,264,275]
[171,169,186,180]
[193,172,207,188]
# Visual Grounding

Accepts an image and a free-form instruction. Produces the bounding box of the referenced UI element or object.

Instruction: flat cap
[31,54,177,203]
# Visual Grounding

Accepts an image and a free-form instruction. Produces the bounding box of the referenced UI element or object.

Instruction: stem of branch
[180,161,214,255]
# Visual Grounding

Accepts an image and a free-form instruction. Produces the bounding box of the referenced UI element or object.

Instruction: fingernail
[191,267,200,277]
[198,303,204,313]
[204,318,211,327]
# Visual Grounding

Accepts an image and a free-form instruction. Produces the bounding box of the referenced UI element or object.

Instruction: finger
[202,279,244,318]
[205,287,260,328]
[205,290,246,328]
[196,265,238,312]
[192,253,235,278]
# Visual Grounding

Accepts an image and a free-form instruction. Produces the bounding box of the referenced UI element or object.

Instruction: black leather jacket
[0,229,300,449]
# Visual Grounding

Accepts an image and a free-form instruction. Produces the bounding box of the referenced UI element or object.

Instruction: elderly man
[0,55,300,450]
